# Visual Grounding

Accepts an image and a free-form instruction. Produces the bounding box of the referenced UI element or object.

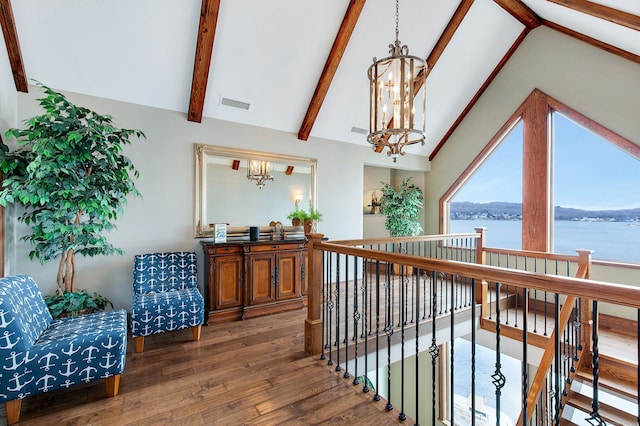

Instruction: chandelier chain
[395,0,400,43]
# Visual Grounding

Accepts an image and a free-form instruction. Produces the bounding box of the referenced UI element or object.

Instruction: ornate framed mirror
[194,144,318,238]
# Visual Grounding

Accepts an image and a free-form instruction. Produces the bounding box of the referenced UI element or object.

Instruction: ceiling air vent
[220,96,250,111]
[351,126,368,135]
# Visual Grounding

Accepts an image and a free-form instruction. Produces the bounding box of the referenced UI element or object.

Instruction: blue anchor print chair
[130,251,205,352]
[0,274,127,425]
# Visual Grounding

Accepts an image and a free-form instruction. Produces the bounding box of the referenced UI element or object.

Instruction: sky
[454,113,640,211]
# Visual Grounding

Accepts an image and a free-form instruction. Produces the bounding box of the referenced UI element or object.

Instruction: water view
[450,219,640,264]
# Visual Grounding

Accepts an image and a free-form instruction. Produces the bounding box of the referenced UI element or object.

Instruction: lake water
[450,219,640,264]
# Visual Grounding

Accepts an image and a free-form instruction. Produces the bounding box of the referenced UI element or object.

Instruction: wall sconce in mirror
[247,159,274,189]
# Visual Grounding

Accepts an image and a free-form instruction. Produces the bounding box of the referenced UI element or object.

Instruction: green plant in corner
[0,82,145,317]
[379,177,424,237]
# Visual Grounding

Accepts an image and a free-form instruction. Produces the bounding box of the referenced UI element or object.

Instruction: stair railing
[304,232,639,425]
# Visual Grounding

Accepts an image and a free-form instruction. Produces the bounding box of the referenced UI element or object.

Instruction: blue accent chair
[130,251,205,352]
[0,274,127,425]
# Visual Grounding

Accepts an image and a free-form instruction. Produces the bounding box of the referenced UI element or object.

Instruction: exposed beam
[231,160,240,170]
[0,0,27,92]
[297,0,366,141]
[426,0,475,72]
[430,29,530,161]
[543,19,640,65]
[285,166,294,176]
[548,0,640,32]
[493,0,541,29]
[188,0,221,123]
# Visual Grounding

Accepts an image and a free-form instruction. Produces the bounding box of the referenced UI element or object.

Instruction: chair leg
[134,335,145,353]
[5,399,22,425]
[106,374,121,397]
[192,325,202,341]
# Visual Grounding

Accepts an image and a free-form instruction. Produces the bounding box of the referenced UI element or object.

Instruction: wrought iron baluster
[553,293,561,424]
[493,281,506,426]
[449,274,455,423]
[522,287,529,426]
[326,253,334,366]
[415,267,421,426]
[374,260,381,402]
[586,300,605,425]
[335,254,341,372]
[429,269,439,426]
[399,262,406,421]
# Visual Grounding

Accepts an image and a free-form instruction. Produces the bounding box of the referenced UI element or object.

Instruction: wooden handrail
[315,240,640,308]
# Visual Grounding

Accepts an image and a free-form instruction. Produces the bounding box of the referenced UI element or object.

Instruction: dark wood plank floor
[3,309,407,425]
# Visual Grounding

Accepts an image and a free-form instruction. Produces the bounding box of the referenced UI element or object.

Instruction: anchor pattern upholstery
[130,252,204,343]
[0,274,127,405]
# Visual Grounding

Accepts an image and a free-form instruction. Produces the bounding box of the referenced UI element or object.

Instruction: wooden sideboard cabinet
[201,240,306,323]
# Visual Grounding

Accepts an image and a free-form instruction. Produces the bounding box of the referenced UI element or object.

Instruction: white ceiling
[7,0,639,159]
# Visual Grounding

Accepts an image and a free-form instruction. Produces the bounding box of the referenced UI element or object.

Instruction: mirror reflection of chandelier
[246,159,274,189]
[367,0,426,162]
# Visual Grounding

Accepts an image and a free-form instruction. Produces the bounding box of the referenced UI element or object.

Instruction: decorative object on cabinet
[0,274,127,425]
[130,251,205,352]
[201,240,307,323]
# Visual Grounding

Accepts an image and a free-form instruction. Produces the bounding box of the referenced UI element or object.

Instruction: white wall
[426,27,640,234]
[0,31,18,275]
[9,86,429,310]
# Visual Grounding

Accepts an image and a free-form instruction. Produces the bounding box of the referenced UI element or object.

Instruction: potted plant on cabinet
[0,82,145,317]
[304,207,323,234]
[287,207,308,226]
[379,177,423,274]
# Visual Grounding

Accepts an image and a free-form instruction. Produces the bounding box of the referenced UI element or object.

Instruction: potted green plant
[0,82,145,317]
[287,206,309,226]
[380,177,423,275]
[304,207,323,234]
[379,177,423,237]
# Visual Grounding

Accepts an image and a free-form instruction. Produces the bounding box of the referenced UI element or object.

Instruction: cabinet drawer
[248,243,301,253]
[207,245,242,255]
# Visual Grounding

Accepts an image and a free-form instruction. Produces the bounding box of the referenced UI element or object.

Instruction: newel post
[305,233,324,356]
[474,227,488,313]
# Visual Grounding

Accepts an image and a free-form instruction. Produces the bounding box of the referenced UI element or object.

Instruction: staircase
[560,345,638,425]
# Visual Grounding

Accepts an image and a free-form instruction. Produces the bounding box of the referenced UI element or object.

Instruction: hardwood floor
[2,309,407,425]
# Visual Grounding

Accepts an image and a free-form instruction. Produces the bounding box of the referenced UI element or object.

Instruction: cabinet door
[276,251,300,301]
[214,255,243,310]
[247,253,275,305]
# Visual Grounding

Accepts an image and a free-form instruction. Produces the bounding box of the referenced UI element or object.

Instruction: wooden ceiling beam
[188,0,221,123]
[542,19,640,65]
[0,0,27,92]
[548,0,640,32]
[297,0,366,141]
[493,0,541,29]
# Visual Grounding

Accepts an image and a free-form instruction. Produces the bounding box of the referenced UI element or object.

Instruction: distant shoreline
[451,201,640,223]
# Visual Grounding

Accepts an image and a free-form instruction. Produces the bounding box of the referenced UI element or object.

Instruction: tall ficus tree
[0,83,145,295]
[379,177,424,237]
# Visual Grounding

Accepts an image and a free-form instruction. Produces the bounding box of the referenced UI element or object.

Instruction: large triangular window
[442,89,640,263]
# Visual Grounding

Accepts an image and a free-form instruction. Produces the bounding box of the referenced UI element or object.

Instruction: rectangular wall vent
[350,126,368,135]
[220,97,250,111]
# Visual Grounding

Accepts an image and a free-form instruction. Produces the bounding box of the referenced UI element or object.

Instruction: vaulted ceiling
[1,0,639,161]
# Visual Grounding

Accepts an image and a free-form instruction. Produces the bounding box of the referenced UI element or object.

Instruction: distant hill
[451,202,640,222]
